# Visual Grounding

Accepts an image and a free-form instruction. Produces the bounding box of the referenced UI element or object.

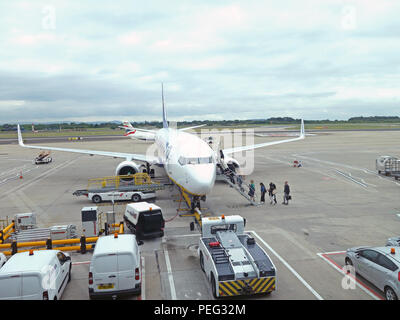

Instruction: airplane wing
[222,120,305,155]
[17,125,160,164]
[179,124,207,131]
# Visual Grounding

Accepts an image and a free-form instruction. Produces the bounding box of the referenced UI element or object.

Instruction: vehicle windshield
[178,156,213,166]
[210,224,237,234]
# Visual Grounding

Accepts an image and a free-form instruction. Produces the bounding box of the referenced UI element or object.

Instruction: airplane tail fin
[161,83,168,129]
[122,121,134,129]
[300,119,305,138]
[118,121,134,133]
[17,124,25,146]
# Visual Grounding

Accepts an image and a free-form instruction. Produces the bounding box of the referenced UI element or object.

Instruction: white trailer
[376,156,400,178]
[198,215,276,298]
[88,190,156,204]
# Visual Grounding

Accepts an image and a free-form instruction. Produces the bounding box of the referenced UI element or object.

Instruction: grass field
[0,128,123,139]
[1,122,400,139]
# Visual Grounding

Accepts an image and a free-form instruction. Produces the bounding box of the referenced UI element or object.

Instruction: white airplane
[119,120,207,142]
[118,121,156,141]
[17,86,305,199]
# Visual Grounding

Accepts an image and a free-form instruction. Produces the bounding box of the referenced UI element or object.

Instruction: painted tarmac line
[162,237,177,300]
[317,252,384,300]
[334,170,368,188]
[249,230,324,300]
[0,157,80,200]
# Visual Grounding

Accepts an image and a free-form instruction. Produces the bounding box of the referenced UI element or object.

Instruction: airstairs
[217,161,259,206]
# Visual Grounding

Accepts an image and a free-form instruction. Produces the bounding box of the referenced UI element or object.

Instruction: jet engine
[115,161,145,177]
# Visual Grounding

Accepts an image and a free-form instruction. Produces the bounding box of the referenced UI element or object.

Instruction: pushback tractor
[198,215,276,298]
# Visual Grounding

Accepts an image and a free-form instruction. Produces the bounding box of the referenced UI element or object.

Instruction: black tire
[210,273,217,298]
[68,265,72,283]
[385,286,398,300]
[345,257,353,266]
[132,194,141,202]
[200,252,205,272]
[92,195,102,203]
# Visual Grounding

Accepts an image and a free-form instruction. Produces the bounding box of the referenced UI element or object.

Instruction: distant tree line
[1,116,399,131]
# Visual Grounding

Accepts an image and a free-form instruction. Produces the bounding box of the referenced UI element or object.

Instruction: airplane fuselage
[125,129,155,141]
[155,128,216,196]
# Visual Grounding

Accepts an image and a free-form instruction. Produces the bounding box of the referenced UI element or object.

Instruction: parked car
[89,234,141,299]
[0,250,71,300]
[346,246,400,300]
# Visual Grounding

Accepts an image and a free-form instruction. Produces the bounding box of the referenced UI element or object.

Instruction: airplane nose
[188,164,216,195]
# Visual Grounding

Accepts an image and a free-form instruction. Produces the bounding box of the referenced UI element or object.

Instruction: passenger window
[360,250,379,263]
[377,254,398,271]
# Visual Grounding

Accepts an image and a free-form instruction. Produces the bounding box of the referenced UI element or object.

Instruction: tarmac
[0,129,399,300]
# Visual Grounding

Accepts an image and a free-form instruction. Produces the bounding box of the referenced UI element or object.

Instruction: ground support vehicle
[198,215,276,298]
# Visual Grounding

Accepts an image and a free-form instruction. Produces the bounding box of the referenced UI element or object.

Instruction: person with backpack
[268,182,277,205]
[282,181,291,205]
[248,180,256,201]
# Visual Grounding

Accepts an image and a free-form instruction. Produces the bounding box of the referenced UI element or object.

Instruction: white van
[0,250,71,300]
[89,234,141,299]
[124,202,165,240]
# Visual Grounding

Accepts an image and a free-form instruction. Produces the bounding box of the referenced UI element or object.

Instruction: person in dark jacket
[248,180,255,201]
[282,181,290,205]
[260,183,267,204]
[268,182,277,205]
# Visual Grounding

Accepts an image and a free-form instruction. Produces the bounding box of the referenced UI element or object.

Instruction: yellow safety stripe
[257,277,274,293]
[224,282,239,295]
[219,284,232,296]
[231,281,242,290]
[218,277,276,296]
[253,278,265,291]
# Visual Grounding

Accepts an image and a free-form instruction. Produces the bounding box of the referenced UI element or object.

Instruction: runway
[1,129,399,299]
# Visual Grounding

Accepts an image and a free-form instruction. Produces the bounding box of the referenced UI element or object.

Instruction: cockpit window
[178,156,213,166]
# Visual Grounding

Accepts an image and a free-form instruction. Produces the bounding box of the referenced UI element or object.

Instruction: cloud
[0,0,399,123]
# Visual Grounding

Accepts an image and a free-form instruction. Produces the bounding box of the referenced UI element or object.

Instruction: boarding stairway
[217,162,259,206]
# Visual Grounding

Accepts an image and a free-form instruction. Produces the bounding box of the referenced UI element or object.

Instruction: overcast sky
[0,0,399,123]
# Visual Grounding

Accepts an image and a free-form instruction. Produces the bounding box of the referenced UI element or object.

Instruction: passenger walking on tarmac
[260,183,267,204]
[248,180,256,201]
[268,182,277,205]
[282,181,291,205]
